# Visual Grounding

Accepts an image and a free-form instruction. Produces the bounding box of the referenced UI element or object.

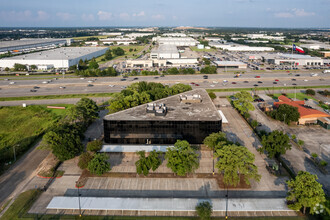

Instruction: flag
[293,44,304,53]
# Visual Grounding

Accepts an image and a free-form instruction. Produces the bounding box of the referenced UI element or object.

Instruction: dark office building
[103,89,222,145]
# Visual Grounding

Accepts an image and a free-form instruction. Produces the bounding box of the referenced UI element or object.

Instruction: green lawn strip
[270,93,317,101]
[207,85,330,93]
[95,45,145,64]
[0,93,113,101]
[39,104,74,116]
[189,46,217,52]
[0,189,42,220]
[0,199,12,213]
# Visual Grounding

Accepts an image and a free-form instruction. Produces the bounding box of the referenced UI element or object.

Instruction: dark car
[273,82,277,84]
[160,74,165,77]
[87,84,94,87]
[120,78,126,81]
[292,83,297,85]
[243,81,249,83]
[258,81,263,83]
[253,84,259,87]
[295,74,300,76]
[203,75,208,79]
[133,77,139,80]
[292,79,296,81]
[30,89,37,92]
[232,82,237,84]
[33,86,40,89]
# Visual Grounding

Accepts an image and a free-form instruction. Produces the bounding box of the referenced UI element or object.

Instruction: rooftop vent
[180,94,202,103]
[146,103,167,116]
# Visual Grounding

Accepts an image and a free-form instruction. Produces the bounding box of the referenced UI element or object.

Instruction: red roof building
[273,95,329,124]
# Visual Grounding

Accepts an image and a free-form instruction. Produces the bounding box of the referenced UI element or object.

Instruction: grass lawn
[40,104,74,116]
[73,35,109,41]
[270,93,317,101]
[0,189,41,220]
[95,45,145,64]
[0,106,60,163]
[0,93,113,101]
[190,46,217,52]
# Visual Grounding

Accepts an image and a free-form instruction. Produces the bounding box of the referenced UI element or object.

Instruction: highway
[0,71,329,97]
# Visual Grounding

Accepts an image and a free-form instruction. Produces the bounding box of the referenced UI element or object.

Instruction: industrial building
[152,37,198,46]
[0,47,108,69]
[209,42,274,52]
[162,33,187,37]
[214,61,247,69]
[246,34,285,41]
[264,54,324,66]
[103,89,222,145]
[0,38,72,53]
[150,45,180,59]
[126,58,198,68]
[101,38,136,45]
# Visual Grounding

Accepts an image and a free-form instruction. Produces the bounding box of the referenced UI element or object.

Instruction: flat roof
[47,197,290,212]
[151,45,178,53]
[1,47,108,60]
[0,38,66,49]
[214,61,246,65]
[100,144,173,152]
[104,89,221,121]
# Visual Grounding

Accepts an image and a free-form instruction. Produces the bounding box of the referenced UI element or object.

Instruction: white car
[88,80,94,83]
[80,78,85,80]
[108,85,115,87]
[121,86,126,89]
[303,79,308,82]
[42,81,48,84]
[213,81,219,84]
[9,81,15,84]
[223,80,228,83]
[210,84,215,87]
[310,73,318,77]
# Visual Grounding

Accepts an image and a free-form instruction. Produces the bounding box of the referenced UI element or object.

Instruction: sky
[0,0,329,28]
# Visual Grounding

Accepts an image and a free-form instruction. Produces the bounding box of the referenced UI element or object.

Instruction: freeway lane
[0,72,329,98]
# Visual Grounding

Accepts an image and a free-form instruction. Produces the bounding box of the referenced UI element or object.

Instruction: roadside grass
[190,46,217,52]
[207,85,330,93]
[0,93,113,101]
[95,45,145,64]
[270,93,317,101]
[39,104,74,116]
[0,189,42,220]
[0,199,11,214]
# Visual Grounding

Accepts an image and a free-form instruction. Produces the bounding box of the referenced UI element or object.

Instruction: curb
[37,174,63,179]
[75,184,85,189]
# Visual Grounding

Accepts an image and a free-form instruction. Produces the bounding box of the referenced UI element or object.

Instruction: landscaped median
[0,92,114,102]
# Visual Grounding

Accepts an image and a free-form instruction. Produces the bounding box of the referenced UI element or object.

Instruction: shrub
[87,153,111,175]
[208,92,216,100]
[78,152,93,169]
[4,67,10,71]
[250,120,258,129]
[297,139,304,146]
[320,160,328,167]
[291,134,296,140]
[306,89,316,96]
[87,140,103,152]
[311,153,318,158]
[195,201,213,220]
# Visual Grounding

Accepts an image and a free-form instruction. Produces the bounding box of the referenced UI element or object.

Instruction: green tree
[287,171,326,214]
[104,49,113,60]
[232,91,255,115]
[43,123,83,161]
[76,98,99,123]
[203,58,211,65]
[89,59,99,69]
[88,153,111,175]
[250,120,258,129]
[270,104,300,124]
[78,152,93,169]
[4,67,10,71]
[208,92,216,100]
[165,140,199,176]
[259,130,291,158]
[112,47,125,56]
[78,59,87,70]
[306,89,316,96]
[135,150,162,176]
[215,144,260,187]
[203,132,230,151]
[200,66,217,74]
[195,201,213,220]
[13,63,27,71]
[87,140,103,152]
[30,65,37,70]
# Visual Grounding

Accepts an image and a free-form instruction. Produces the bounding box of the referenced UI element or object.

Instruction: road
[0,72,329,98]
[0,142,50,210]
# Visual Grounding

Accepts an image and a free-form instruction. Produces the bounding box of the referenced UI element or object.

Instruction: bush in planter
[250,120,258,129]
[311,153,318,159]
[297,139,304,146]
[87,140,103,152]
[320,160,328,167]
[195,201,213,220]
[78,152,93,169]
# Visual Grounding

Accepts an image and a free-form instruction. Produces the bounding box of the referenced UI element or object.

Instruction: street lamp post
[225,184,229,219]
[13,145,16,162]
[76,181,82,217]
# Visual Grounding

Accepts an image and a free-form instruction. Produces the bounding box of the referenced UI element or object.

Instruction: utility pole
[76,181,82,217]
[13,145,16,162]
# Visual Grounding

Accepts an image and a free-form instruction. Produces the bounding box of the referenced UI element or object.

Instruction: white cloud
[151,14,165,20]
[292,8,315,17]
[119,12,130,20]
[97,11,113,21]
[37,11,50,21]
[82,13,95,21]
[0,10,50,22]
[274,8,315,18]
[274,12,294,18]
[133,11,145,17]
[56,12,74,21]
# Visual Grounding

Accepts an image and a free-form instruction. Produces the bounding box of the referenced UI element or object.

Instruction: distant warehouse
[0,38,72,54]
[214,61,247,69]
[0,47,108,70]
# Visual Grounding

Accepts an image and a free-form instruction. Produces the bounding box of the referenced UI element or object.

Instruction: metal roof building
[150,45,180,59]
[0,47,108,69]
